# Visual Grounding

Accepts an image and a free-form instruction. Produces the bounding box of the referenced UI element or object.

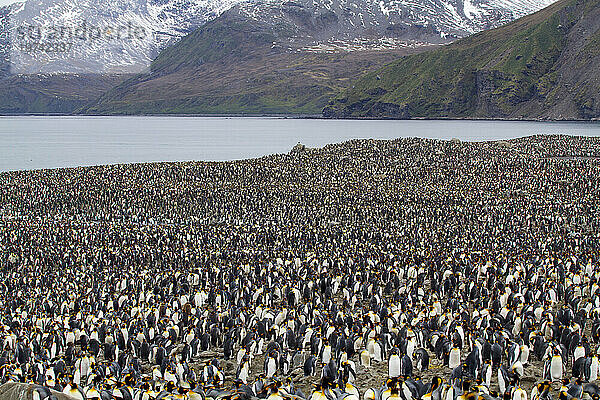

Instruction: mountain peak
[323,0,600,120]
[1,0,558,75]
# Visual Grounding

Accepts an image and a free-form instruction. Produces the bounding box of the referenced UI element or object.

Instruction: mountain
[0,0,242,113]
[324,0,600,120]
[3,0,245,74]
[80,0,557,115]
[1,0,558,72]
[230,0,558,43]
[0,0,557,114]
[80,15,430,115]
[0,0,244,113]
[0,74,128,114]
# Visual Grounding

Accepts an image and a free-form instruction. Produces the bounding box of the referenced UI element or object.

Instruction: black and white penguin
[33,386,57,400]
[63,380,86,400]
[448,346,461,370]
[264,351,278,378]
[491,343,503,368]
[414,349,430,372]
[550,350,564,381]
[360,350,371,367]
[388,349,401,379]
[400,355,413,378]
[530,381,552,400]
[304,355,317,377]
[498,365,509,395]
[236,356,251,384]
[482,360,492,388]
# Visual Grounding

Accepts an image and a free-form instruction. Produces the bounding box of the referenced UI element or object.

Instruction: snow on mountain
[0,0,557,74]
[487,0,556,16]
[224,0,555,47]
[3,0,250,74]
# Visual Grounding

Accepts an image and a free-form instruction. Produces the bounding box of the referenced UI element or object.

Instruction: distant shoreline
[0,132,593,174]
[1,113,599,123]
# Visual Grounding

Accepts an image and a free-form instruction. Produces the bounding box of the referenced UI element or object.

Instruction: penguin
[512,387,527,400]
[363,387,381,400]
[339,360,357,385]
[309,384,329,400]
[406,337,416,361]
[422,377,442,400]
[530,381,551,400]
[590,355,599,382]
[519,344,530,366]
[372,341,384,363]
[265,381,284,400]
[236,357,251,384]
[450,363,464,385]
[63,381,86,400]
[510,360,524,382]
[236,347,248,366]
[574,345,586,364]
[86,386,102,400]
[360,350,371,367]
[388,350,401,379]
[304,355,317,377]
[400,355,413,378]
[551,351,564,381]
[439,382,453,400]
[321,360,337,388]
[265,351,278,378]
[573,356,587,379]
[567,377,584,399]
[33,386,57,400]
[381,380,401,400]
[482,361,492,388]
[498,366,509,395]
[448,347,461,370]
[321,344,332,365]
[342,386,360,400]
[157,381,177,400]
[491,343,503,368]
[508,342,520,367]
[457,384,476,400]
[465,348,480,379]
[164,367,177,384]
[414,348,430,372]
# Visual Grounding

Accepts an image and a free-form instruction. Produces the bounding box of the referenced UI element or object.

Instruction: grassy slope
[324,0,600,119]
[0,74,129,114]
[83,52,414,115]
[82,17,432,115]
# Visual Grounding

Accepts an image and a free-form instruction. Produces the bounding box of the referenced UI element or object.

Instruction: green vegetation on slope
[0,74,129,115]
[324,0,600,119]
[151,18,282,74]
[82,16,431,115]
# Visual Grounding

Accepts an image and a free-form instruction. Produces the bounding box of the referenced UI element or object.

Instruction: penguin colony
[0,135,600,400]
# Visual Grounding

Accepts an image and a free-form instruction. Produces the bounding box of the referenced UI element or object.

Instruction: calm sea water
[1,116,600,172]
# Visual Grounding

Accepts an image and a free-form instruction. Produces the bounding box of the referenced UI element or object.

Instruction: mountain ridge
[78,0,558,115]
[323,0,600,120]
[80,14,424,115]
[0,0,561,114]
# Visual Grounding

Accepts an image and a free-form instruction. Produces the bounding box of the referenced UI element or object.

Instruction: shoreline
[2,133,600,174]
[0,113,599,123]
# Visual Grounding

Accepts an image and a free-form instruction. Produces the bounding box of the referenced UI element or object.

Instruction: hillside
[80,15,431,115]
[0,75,130,114]
[323,0,600,120]
[0,0,562,115]
[79,0,556,115]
